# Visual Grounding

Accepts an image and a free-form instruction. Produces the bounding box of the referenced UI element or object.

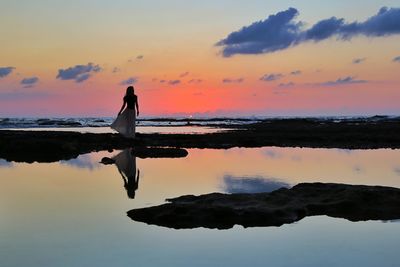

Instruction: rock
[132,147,188,158]
[1,117,400,163]
[100,157,115,165]
[127,183,400,229]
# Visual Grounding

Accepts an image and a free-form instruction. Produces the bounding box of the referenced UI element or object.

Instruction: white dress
[111,108,136,138]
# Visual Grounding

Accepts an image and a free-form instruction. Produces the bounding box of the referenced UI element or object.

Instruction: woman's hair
[125,86,135,96]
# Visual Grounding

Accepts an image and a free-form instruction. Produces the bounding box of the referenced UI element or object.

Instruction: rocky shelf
[128,183,400,229]
[1,118,400,163]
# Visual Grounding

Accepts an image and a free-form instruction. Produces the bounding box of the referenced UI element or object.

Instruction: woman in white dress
[111,86,139,138]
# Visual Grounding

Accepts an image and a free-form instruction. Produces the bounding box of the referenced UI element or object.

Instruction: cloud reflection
[60,154,98,170]
[0,159,13,168]
[221,175,290,194]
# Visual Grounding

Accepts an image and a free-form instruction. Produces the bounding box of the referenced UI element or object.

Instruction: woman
[111,86,139,138]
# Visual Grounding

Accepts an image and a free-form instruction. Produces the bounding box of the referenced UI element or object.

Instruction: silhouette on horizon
[112,148,140,199]
[111,86,139,138]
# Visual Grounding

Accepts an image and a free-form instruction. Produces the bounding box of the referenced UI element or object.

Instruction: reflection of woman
[111,86,139,138]
[112,149,140,199]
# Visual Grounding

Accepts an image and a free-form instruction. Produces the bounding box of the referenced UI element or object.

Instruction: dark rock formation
[1,117,400,163]
[100,147,188,164]
[127,183,400,229]
[100,157,115,165]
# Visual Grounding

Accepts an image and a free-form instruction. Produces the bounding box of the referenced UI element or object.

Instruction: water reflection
[0,159,13,168]
[112,149,140,199]
[221,175,290,194]
[60,154,99,170]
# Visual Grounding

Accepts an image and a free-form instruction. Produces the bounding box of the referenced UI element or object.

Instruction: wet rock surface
[1,118,400,163]
[128,183,400,229]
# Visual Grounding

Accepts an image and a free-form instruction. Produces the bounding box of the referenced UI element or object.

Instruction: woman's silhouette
[111,86,139,138]
[112,148,140,199]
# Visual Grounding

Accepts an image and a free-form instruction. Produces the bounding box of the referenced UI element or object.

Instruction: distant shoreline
[0,115,399,129]
[1,117,400,163]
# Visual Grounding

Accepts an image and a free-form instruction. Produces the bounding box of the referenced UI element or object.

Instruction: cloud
[75,73,91,83]
[136,55,144,60]
[168,80,181,85]
[222,78,244,83]
[353,58,367,64]
[112,67,121,73]
[188,79,203,84]
[290,70,302,75]
[221,175,290,194]
[393,56,400,62]
[317,76,368,86]
[179,72,190,78]
[260,73,283,82]
[120,77,138,85]
[56,63,101,83]
[217,7,400,56]
[0,67,15,78]
[278,82,295,87]
[20,76,39,87]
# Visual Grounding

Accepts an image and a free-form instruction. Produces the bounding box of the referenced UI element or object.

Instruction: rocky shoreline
[128,183,400,229]
[1,118,400,163]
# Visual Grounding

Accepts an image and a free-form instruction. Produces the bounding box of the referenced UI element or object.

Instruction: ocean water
[1,147,400,267]
[0,117,259,128]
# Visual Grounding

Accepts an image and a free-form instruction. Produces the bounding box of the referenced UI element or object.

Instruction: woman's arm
[118,99,126,116]
[136,96,139,117]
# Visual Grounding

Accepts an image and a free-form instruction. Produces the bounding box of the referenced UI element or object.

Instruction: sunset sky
[1,0,400,117]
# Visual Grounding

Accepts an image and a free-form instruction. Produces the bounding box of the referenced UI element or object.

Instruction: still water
[1,147,400,267]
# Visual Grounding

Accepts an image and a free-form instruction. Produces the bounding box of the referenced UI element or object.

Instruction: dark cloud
[305,17,345,41]
[393,56,400,62]
[318,76,368,86]
[20,76,39,87]
[188,79,203,84]
[168,80,181,85]
[120,77,138,85]
[260,73,283,82]
[290,70,302,75]
[0,67,15,78]
[217,7,400,56]
[221,175,290,194]
[56,63,101,83]
[217,8,301,56]
[112,67,121,73]
[353,58,366,64]
[136,55,144,60]
[180,72,190,78]
[222,78,244,83]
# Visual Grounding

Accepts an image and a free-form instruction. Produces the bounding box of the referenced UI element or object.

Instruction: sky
[1,0,400,117]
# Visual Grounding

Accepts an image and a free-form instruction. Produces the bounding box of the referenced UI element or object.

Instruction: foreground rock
[128,183,400,229]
